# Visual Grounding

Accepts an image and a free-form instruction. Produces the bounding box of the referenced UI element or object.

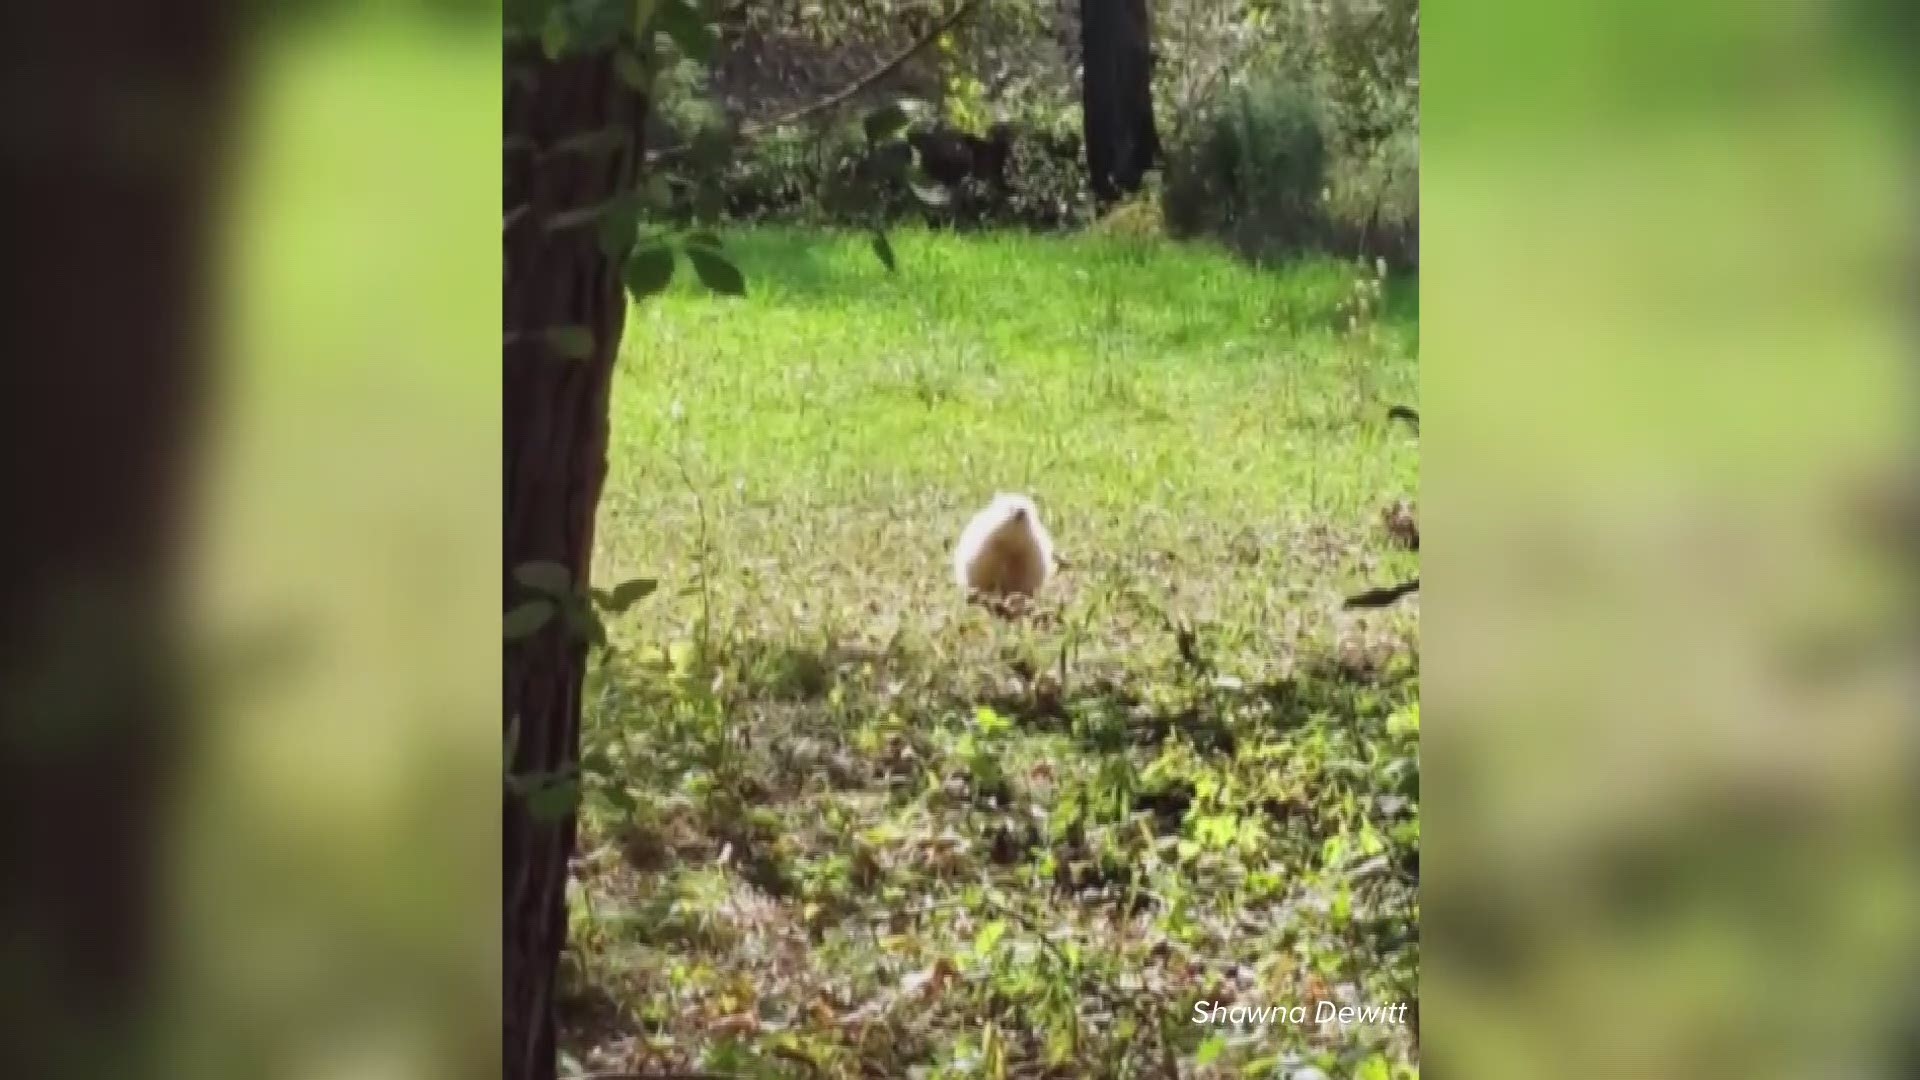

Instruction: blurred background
[1,1,498,1078]
[177,4,497,1079]
[1426,0,1917,1077]
[182,4,500,1078]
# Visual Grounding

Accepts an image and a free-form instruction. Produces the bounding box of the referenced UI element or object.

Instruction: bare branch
[745,0,976,132]
[648,0,978,167]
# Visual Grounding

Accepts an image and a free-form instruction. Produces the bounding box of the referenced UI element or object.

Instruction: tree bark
[1080,0,1159,207]
[502,46,648,1080]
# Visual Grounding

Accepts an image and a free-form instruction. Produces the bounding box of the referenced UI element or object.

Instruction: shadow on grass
[965,648,1414,746]
[570,630,1419,1071]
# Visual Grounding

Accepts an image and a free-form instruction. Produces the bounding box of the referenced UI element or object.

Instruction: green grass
[569,228,1420,1079]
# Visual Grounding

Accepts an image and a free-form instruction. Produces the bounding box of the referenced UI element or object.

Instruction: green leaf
[526,776,582,823]
[602,576,660,612]
[544,325,595,360]
[690,178,727,219]
[641,173,676,210]
[863,102,909,143]
[1194,1033,1227,1068]
[685,245,745,296]
[514,560,574,596]
[504,599,556,640]
[547,127,630,159]
[624,243,676,300]
[597,199,643,259]
[682,228,722,251]
[1355,1054,1392,1080]
[632,0,663,36]
[870,229,896,272]
[561,601,608,647]
[540,10,570,60]
[599,784,638,814]
[972,919,1008,957]
[614,48,650,91]
[544,200,621,233]
[654,0,716,63]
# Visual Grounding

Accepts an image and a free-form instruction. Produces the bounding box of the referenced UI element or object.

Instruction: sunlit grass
[577,228,1421,1077]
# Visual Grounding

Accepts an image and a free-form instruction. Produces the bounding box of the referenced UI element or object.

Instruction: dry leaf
[706,1012,760,1037]
[901,955,960,1003]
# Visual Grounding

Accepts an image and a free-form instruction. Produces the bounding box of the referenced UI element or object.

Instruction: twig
[577,1072,740,1080]
[648,0,978,166]
[671,424,713,659]
[746,0,976,132]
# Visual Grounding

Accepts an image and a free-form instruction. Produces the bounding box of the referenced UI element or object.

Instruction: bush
[639,0,1414,253]
[676,117,1088,231]
[998,124,1094,230]
[717,123,870,223]
[1163,75,1329,260]
[1324,125,1419,269]
[1151,0,1417,266]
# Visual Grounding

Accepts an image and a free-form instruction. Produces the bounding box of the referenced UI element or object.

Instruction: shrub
[1163,75,1330,261]
[682,117,1088,231]
[999,123,1093,230]
[1324,125,1419,269]
[718,123,869,223]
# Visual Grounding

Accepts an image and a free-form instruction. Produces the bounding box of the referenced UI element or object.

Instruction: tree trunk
[1080,0,1159,207]
[0,5,233,1077]
[502,46,647,1080]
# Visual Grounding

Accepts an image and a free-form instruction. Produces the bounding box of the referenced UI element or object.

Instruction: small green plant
[1336,254,1392,343]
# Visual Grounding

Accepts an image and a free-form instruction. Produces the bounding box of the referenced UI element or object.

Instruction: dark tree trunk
[502,46,648,1080]
[1080,0,1159,207]
[0,5,233,1078]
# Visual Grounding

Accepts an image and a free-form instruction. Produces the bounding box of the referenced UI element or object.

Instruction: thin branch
[648,0,977,166]
[745,0,975,133]
[576,1073,740,1080]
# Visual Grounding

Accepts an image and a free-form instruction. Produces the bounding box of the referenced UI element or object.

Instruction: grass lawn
[569,228,1421,1078]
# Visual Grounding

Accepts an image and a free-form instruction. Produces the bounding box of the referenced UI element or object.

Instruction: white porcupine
[952,493,1057,600]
